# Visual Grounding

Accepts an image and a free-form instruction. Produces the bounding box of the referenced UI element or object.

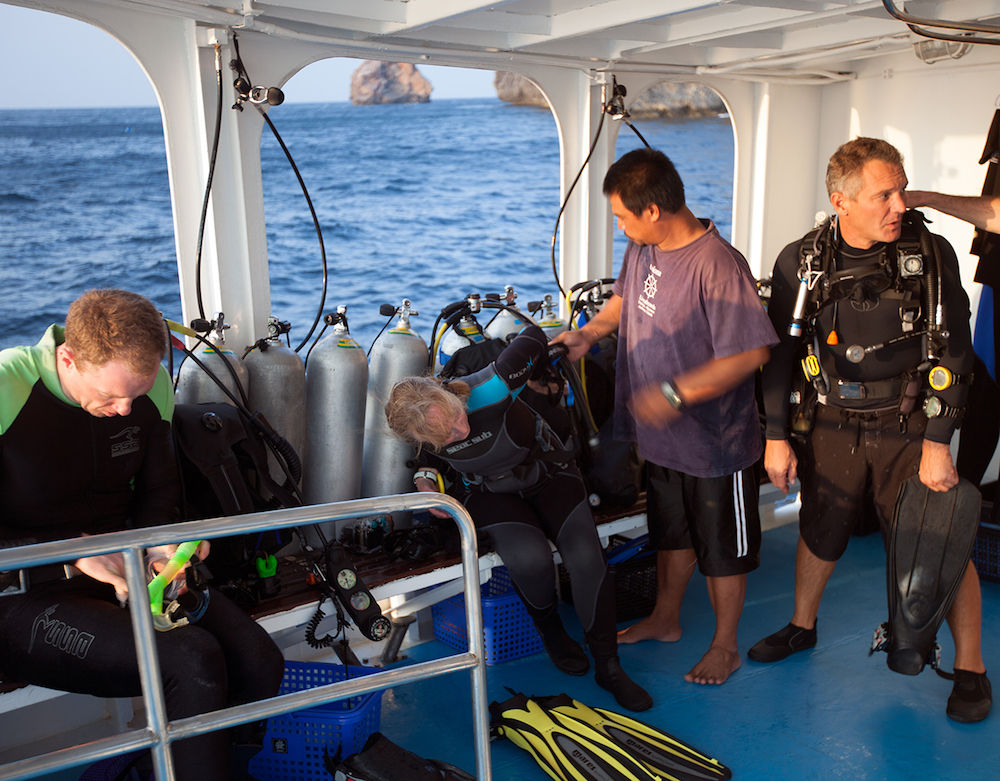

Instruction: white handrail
[0,493,491,781]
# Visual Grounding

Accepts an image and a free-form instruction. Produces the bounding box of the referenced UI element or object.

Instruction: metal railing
[0,493,491,781]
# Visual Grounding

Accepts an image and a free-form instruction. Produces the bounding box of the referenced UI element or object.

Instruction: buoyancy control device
[785,210,948,430]
[172,401,302,605]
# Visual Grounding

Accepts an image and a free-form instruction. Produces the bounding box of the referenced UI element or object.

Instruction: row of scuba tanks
[172,286,580,514]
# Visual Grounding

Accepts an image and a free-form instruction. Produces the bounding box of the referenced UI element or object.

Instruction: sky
[0,4,496,109]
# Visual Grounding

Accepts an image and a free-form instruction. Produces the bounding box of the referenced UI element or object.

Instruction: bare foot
[617,616,682,645]
[684,645,741,685]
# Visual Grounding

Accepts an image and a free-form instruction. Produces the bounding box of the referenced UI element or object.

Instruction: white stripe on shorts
[733,470,748,558]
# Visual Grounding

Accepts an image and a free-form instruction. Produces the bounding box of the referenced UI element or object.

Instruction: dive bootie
[747,621,817,663]
[589,632,652,711]
[945,669,992,723]
[594,657,653,712]
[531,605,590,676]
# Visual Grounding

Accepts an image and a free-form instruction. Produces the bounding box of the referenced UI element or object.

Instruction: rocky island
[350,61,432,105]
[494,71,726,118]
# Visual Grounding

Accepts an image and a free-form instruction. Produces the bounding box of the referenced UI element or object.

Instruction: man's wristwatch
[659,380,686,411]
[922,395,963,419]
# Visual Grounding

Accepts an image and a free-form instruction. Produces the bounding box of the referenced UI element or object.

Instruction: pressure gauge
[350,592,372,611]
[336,568,357,590]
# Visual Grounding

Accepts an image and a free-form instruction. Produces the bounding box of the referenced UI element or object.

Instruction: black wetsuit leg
[0,578,284,781]
[462,466,614,637]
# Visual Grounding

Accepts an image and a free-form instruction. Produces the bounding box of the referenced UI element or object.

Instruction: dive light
[788,275,811,338]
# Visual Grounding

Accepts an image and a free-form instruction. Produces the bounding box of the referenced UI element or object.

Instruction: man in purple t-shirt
[556,148,777,685]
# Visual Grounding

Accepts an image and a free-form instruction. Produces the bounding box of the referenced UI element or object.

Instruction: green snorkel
[148,540,203,631]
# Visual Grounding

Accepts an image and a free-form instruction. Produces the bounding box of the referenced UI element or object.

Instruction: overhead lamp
[912,38,972,64]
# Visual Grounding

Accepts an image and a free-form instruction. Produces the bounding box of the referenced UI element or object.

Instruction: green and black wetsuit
[0,325,283,781]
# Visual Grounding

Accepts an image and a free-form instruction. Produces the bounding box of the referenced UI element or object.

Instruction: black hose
[550,107,607,298]
[194,45,224,323]
[232,34,328,354]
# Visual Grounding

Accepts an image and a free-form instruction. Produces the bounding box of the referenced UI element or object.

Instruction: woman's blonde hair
[385,376,469,450]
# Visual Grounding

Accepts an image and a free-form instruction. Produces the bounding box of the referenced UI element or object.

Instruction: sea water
[0,99,733,353]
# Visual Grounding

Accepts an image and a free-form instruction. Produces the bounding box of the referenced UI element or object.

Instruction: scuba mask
[823,263,893,311]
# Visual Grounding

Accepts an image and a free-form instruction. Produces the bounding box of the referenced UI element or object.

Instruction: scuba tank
[532,293,568,339]
[433,294,486,374]
[361,300,428,503]
[484,285,535,342]
[303,307,368,543]
[244,316,307,490]
[175,313,250,406]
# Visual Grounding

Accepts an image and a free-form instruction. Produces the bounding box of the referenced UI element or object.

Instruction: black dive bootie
[531,607,590,676]
[589,635,653,712]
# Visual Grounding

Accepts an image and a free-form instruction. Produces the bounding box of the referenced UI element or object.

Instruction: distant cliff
[493,72,726,118]
[350,61,432,105]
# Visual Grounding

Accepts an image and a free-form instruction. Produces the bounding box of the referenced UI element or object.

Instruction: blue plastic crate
[249,661,383,781]
[431,566,543,665]
[973,521,1000,583]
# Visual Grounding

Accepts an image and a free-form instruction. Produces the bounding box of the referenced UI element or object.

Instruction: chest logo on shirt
[110,426,141,458]
[638,264,661,318]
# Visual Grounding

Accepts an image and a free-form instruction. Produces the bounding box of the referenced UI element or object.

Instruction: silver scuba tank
[434,294,485,374]
[484,285,535,342]
[174,314,250,406]
[361,300,428,504]
[244,316,306,490]
[535,293,567,339]
[303,307,368,543]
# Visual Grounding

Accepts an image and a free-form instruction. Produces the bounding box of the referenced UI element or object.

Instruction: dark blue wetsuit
[422,325,617,652]
[0,326,283,781]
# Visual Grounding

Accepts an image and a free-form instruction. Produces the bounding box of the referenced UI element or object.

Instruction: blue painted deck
[380,519,999,780]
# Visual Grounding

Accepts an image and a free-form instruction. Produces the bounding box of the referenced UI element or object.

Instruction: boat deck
[35,514,1000,780]
[381,518,999,780]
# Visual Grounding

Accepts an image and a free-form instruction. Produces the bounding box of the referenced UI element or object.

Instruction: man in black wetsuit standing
[751,138,991,723]
[0,289,284,778]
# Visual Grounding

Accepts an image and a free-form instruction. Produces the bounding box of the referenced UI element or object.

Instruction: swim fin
[534,694,731,781]
[881,475,981,676]
[489,691,660,781]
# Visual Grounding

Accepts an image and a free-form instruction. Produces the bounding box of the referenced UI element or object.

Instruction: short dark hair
[64,289,166,375]
[603,148,686,216]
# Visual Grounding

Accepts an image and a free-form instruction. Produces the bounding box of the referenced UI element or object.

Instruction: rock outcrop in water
[350,61,432,105]
[493,72,726,118]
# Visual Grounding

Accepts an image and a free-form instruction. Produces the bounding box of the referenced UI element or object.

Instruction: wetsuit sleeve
[761,241,803,440]
[493,324,548,392]
[926,234,974,444]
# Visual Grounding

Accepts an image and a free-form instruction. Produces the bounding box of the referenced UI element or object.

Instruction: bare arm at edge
[905,191,1000,233]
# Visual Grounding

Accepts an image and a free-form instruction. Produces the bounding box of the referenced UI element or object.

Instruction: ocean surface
[0,99,734,353]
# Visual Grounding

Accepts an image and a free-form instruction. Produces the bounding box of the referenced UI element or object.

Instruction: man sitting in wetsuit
[0,289,284,779]
[385,323,652,712]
